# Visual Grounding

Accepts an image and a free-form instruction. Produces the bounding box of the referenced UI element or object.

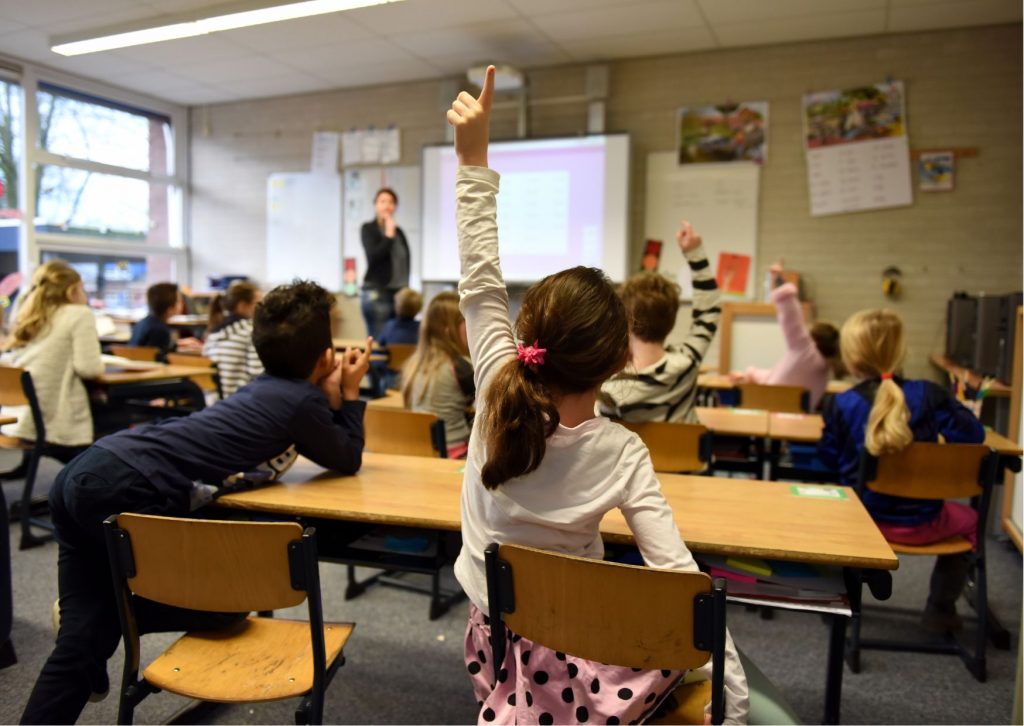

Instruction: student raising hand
[676,219,702,253]
[340,337,373,401]
[447,64,495,168]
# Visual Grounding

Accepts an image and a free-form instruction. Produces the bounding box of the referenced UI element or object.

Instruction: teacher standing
[360,187,410,339]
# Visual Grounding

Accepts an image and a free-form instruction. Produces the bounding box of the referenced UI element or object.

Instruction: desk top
[217,452,898,571]
[697,373,851,395]
[695,407,769,436]
[97,363,214,385]
[929,353,1011,397]
[367,391,405,409]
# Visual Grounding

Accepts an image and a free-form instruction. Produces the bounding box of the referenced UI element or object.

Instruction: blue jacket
[819,377,984,525]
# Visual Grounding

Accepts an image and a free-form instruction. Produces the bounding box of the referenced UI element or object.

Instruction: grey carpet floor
[0,455,1019,724]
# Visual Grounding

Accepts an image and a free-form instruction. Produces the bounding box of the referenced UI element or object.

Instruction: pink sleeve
[771,283,813,353]
[743,365,772,384]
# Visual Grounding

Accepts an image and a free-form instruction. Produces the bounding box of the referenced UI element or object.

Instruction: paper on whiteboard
[341,130,364,165]
[646,154,760,299]
[311,131,340,173]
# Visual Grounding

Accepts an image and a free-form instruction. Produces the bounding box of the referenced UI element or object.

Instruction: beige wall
[189,24,1022,378]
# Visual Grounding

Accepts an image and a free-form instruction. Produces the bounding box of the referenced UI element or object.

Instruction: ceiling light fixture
[51,0,403,56]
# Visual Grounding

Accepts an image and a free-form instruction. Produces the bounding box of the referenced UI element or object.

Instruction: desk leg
[824,613,847,725]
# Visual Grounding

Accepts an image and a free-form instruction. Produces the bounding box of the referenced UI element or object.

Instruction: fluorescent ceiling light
[51,0,402,56]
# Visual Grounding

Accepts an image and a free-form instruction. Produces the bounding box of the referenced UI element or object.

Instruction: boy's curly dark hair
[252,280,335,379]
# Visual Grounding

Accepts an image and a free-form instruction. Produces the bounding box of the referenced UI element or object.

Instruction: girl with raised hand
[448,66,748,725]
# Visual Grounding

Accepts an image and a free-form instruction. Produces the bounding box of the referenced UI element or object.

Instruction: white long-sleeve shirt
[451,166,748,724]
[2,304,104,446]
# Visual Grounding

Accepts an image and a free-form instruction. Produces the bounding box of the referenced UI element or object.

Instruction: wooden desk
[167,314,208,328]
[217,452,894,724]
[334,337,383,351]
[929,353,1011,398]
[367,391,405,409]
[697,372,851,395]
[97,363,215,386]
[695,407,769,437]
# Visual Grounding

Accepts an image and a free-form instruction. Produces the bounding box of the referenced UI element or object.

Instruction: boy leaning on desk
[20,280,373,726]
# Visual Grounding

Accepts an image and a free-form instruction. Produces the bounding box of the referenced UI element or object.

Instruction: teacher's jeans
[20,447,245,725]
[361,286,396,340]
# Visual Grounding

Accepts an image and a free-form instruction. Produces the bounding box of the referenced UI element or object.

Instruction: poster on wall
[802,81,912,216]
[918,151,955,191]
[677,102,768,165]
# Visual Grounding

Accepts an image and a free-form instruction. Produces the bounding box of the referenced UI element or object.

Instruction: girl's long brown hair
[6,261,82,349]
[840,309,913,456]
[208,281,260,330]
[480,266,629,489]
[402,291,468,407]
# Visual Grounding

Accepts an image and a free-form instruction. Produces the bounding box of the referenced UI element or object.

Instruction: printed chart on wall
[802,80,913,216]
[646,151,760,300]
[341,166,421,293]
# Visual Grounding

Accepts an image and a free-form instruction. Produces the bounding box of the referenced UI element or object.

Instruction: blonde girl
[447,66,748,725]
[2,261,103,447]
[401,291,474,459]
[819,309,984,631]
[203,281,264,397]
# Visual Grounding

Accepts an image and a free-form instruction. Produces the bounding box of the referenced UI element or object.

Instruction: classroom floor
[0,455,1020,725]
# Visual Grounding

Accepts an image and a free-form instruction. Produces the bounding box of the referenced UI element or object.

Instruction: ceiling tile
[0,0,141,28]
[221,13,370,53]
[111,35,252,67]
[389,18,549,59]
[348,0,519,34]
[715,8,887,48]
[210,73,329,101]
[426,44,572,74]
[272,37,422,73]
[538,0,705,43]
[888,0,1022,31]
[697,0,885,25]
[314,60,440,88]
[557,26,717,62]
[505,0,630,15]
[174,54,302,84]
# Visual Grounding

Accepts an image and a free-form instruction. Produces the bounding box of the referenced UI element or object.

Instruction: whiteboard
[266,173,342,290]
[342,166,421,290]
[645,152,759,299]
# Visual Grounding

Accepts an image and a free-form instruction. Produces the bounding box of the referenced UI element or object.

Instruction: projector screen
[421,134,630,283]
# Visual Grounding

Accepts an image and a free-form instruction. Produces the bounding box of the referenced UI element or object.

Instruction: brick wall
[189,24,1022,378]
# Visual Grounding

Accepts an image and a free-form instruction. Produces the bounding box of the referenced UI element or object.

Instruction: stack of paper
[698,554,848,611]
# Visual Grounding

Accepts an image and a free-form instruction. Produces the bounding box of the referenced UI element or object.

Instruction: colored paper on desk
[790,484,847,500]
[770,560,818,578]
[709,567,757,584]
[725,557,772,577]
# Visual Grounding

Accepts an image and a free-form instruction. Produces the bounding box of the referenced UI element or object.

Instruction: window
[41,250,179,314]
[0,76,22,281]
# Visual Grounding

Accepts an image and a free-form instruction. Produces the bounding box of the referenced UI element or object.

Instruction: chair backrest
[486,543,726,723]
[386,343,417,373]
[0,365,45,442]
[859,442,1000,501]
[736,383,809,413]
[617,420,711,473]
[166,353,220,396]
[106,513,308,613]
[364,407,446,457]
[111,345,160,362]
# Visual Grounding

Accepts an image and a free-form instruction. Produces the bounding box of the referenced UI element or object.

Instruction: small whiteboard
[266,173,342,290]
[645,152,759,299]
[342,166,421,290]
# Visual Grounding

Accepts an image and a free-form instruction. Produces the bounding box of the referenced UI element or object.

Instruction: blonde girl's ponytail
[839,309,913,455]
[6,261,82,349]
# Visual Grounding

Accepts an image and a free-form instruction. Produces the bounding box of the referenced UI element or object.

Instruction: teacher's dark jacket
[361,221,410,289]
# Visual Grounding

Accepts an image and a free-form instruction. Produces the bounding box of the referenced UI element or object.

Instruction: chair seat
[889,536,972,556]
[648,680,710,725]
[143,616,353,702]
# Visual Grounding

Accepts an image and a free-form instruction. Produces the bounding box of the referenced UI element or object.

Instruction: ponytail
[207,294,226,331]
[865,377,913,455]
[6,261,81,349]
[480,359,559,489]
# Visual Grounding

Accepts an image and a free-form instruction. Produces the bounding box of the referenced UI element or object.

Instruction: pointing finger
[477,64,495,111]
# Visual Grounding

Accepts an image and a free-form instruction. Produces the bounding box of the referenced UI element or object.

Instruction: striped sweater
[599,249,721,423]
[202,315,263,397]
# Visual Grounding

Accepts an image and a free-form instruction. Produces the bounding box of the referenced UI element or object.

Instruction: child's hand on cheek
[447,64,495,168]
[319,359,344,410]
[341,337,373,401]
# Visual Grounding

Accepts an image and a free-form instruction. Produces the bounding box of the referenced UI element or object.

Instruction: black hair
[252,280,335,379]
[147,282,179,317]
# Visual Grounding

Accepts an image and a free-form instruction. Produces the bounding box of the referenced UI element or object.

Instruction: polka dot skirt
[464,604,683,725]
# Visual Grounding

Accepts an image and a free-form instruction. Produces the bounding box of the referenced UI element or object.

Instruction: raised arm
[678,222,721,364]
[448,66,517,390]
[771,282,813,353]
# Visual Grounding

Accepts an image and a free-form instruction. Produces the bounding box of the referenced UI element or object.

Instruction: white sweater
[452,166,748,723]
[3,304,104,446]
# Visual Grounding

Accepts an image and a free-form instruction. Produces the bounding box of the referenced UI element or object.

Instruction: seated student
[129,282,200,361]
[728,260,841,410]
[377,287,422,346]
[402,291,474,459]
[1,260,104,455]
[599,223,721,424]
[20,281,372,725]
[819,309,984,632]
[202,280,264,397]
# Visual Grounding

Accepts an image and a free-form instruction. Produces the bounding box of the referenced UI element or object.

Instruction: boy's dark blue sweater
[129,314,174,360]
[819,377,984,525]
[97,374,365,509]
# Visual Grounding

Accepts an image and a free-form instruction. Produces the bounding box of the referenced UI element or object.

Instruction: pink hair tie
[880,372,894,380]
[516,340,547,371]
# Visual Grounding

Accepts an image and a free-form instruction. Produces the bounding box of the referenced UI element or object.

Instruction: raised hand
[383,215,397,238]
[446,64,495,168]
[341,337,374,400]
[318,358,344,410]
[675,220,702,254]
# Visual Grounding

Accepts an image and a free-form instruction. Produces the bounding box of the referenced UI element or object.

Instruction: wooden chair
[0,366,72,549]
[735,383,809,414]
[383,343,417,390]
[166,353,223,400]
[109,345,160,362]
[617,420,712,473]
[363,407,447,458]
[847,442,1003,681]
[485,543,727,725]
[103,513,353,725]
[342,408,457,619]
